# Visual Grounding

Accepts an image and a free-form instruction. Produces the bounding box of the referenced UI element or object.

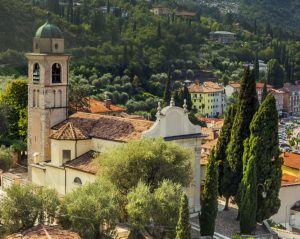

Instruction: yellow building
[188,81,226,117]
[27,22,205,213]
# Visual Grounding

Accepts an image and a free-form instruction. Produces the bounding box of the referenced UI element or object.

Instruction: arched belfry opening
[52,63,61,83]
[33,63,40,84]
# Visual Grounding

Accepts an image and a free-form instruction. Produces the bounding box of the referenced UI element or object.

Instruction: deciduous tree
[97,138,192,196]
[59,180,122,239]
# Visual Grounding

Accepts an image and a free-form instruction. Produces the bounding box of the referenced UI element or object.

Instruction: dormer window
[33,63,40,84]
[52,63,61,83]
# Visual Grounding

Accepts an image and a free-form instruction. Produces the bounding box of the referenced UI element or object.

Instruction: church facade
[27,22,203,212]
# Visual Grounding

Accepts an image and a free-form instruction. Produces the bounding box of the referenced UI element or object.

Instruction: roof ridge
[56,122,71,139]
[68,122,76,140]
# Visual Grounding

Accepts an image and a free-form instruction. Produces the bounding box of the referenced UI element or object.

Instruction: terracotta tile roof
[65,150,98,174]
[84,98,125,114]
[50,122,89,140]
[201,127,219,141]
[52,112,154,142]
[282,152,300,170]
[188,81,224,93]
[228,83,273,89]
[198,117,224,124]
[281,173,300,186]
[256,83,273,89]
[7,225,81,239]
[175,11,196,17]
[229,83,240,88]
[202,138,218,150]
[271,89,285,94]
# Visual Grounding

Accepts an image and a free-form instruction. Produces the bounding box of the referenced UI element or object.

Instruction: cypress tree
[200,148,218,236]
[183,85,192,111]
[163,76,172,105]
[239,139,257,235]
[226,67,259,201]
[216,104,236,210]
[254,51,259,81]
[248,94,283,222]
[261,81,268,103]
[175,194,191,239]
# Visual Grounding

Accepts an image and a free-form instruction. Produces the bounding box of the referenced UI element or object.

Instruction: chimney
[104,99,112,109]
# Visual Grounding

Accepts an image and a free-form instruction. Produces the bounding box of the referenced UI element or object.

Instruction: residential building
[224,83,240,98]
[27,22,204,212]
[280,82,300,114]
[272,152,300,229]
[150,6,170,16]
[225,82,283,113]
[256,82,273,102]
[175,11,197,20]
[271,89,285,113]
[188,81,226,117]
[209,31,236,44]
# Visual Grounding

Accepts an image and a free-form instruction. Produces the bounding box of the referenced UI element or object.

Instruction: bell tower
[26,20,70,165]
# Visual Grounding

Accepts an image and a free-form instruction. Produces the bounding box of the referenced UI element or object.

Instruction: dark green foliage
[216,104,236,208]
[226,67,259,199]
[0,146,13,171]
[176,194,191,239]
[254,51,259,81]
[0,79,28,140]
[0,183,60,236]
[248,94,282,222]
[239,139,257,235]
[200,149,219,236]
[267,59,285,88]
[261,81,268,103]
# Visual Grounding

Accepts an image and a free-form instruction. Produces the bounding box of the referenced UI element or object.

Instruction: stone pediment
[142,104,201,139]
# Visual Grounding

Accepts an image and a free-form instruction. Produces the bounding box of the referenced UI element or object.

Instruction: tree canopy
[97,138,192,196]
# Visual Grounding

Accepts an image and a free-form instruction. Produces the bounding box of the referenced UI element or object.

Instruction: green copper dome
[35,22,63,38]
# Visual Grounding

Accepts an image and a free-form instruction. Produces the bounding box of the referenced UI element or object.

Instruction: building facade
[188,81,226,117]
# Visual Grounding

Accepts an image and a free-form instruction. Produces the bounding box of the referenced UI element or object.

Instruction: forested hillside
[1,0,300,119]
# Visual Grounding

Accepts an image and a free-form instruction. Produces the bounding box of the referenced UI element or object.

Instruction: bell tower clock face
[33,63,40,84]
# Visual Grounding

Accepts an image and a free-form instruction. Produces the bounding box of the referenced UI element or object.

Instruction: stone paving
[191,199,268,238]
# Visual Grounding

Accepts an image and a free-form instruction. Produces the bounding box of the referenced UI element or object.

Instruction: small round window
[74,177,82,186]
[54,43,59,49]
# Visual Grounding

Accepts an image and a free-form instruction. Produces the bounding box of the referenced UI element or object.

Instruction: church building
[26,21,203,212]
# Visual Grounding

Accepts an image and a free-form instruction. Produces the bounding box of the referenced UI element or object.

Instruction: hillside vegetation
[1,0,300,119]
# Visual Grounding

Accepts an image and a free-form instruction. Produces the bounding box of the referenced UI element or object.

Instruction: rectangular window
[63,150,71,162]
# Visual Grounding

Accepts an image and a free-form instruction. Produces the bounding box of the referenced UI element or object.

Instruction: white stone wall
[65,168,96,194]
[271,185,300,224]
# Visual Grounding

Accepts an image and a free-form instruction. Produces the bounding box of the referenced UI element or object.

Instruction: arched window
[33,63,40,84]
[73,177,82,186]
[52,63,61,83]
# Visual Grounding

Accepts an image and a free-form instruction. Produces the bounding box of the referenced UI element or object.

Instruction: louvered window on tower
[33,63,40,84]
[52,63,61,83]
